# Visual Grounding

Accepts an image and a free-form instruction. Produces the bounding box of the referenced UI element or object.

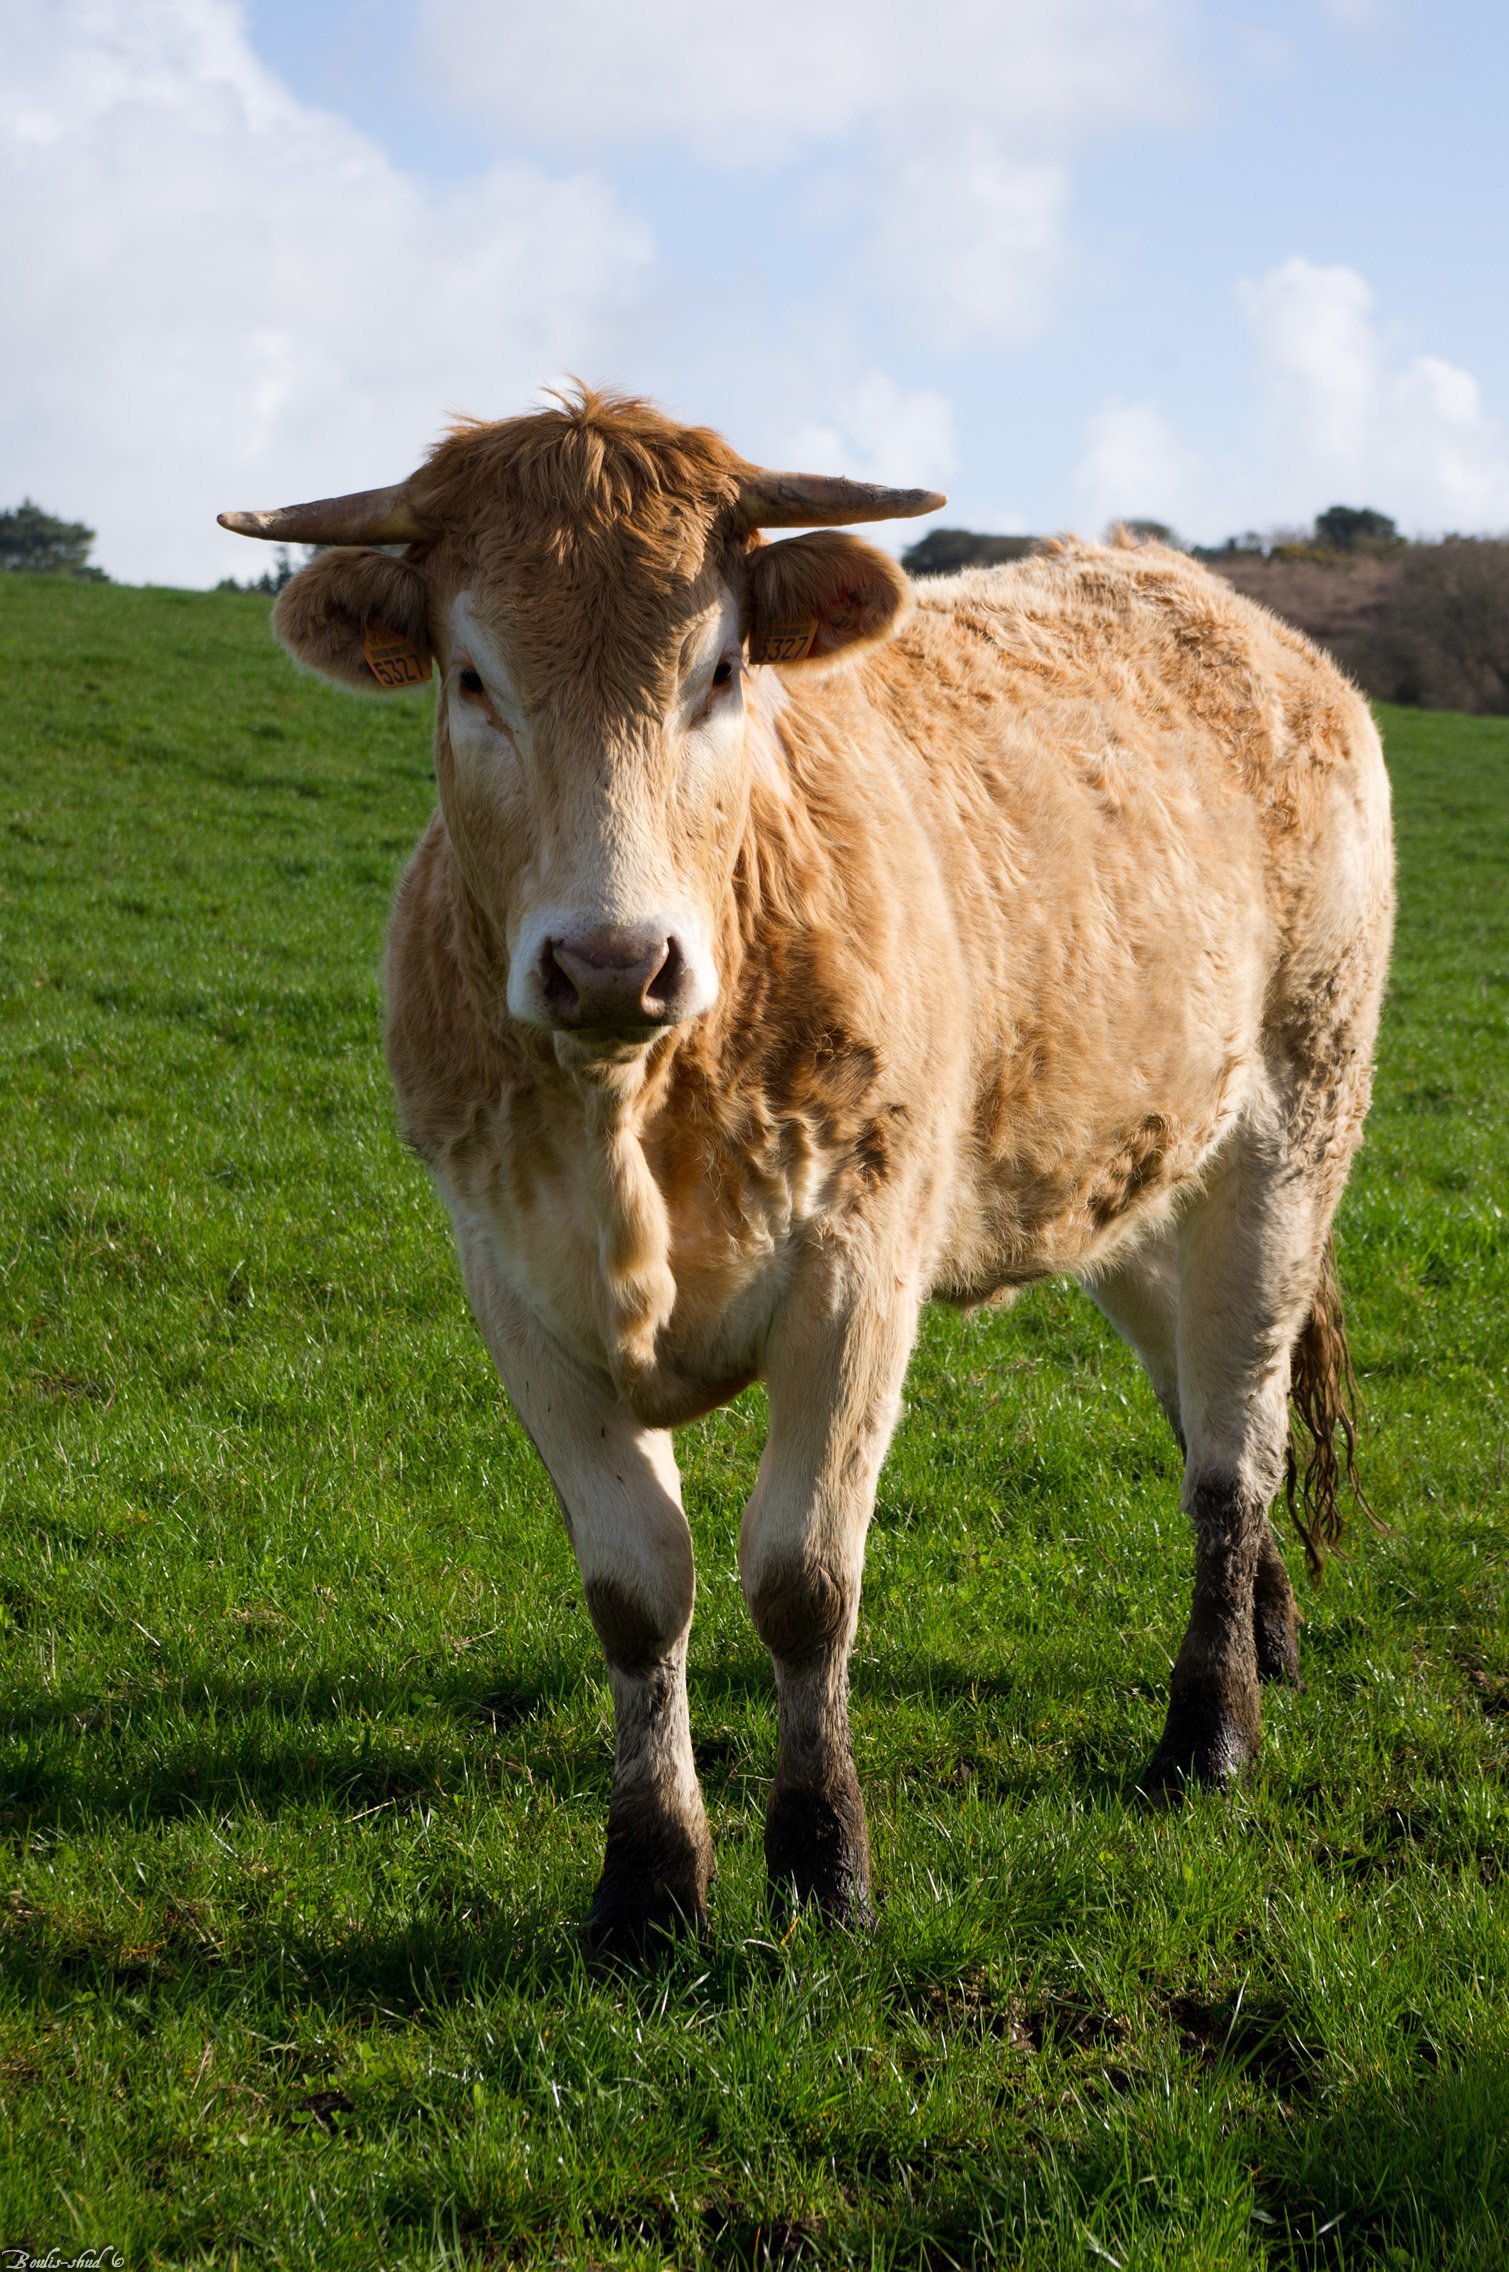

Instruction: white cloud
[778,372,957,493]
[1243,256,1509,532]
[868,141,1066,348]
[0,0,1210,583]
[0,0,977,583]
[0,0,653,584]
[420,0,1185,163]
[1072,258,1509,544]
[1073,399,1204,537]
[421,0,1188,344]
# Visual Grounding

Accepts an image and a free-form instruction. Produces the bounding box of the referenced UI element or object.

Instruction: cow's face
[241,399,934,1054]
[435,554,751,1047]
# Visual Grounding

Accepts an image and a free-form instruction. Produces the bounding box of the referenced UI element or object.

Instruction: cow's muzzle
[538,927,703,1036]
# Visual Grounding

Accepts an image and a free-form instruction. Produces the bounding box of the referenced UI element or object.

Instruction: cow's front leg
[740,1270,918,1928]
[456,1235,711,1957]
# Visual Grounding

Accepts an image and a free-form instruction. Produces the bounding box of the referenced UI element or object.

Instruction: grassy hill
[2,574,1506,2268]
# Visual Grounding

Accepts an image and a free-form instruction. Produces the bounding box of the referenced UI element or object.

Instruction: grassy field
[1,573,1505,2270]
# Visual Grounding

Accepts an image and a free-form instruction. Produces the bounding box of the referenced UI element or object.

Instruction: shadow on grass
[1251,2046,1509,2268]
[0,1885,597,2017]
[2,1659,602,1837]
[2,1646,1135,1842]
[875,2047,1509,2271]
[0,1847,853,2029]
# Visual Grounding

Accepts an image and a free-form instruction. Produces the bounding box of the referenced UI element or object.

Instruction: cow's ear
[744,531,909,671]
[273,548,432,693]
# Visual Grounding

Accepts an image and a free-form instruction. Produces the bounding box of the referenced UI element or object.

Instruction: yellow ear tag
[750,619,818,665]
[362,623,431,689]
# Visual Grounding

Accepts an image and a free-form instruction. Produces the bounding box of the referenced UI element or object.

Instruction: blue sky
[4,0,1506,584]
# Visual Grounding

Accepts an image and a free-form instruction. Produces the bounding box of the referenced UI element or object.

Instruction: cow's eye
[712,659,734,688]
[459,667,484,696]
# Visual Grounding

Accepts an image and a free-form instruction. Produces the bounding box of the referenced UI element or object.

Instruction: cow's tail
[1285,1237,1379,1580]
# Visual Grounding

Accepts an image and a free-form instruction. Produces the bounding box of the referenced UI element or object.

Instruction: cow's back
[779,541,1392,1294]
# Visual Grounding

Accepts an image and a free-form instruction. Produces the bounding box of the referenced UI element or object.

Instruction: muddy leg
[1253,1522,1303,1686]
[584,1579,712,1959]
[749,1555,873,1926]
[1145,1477,1266,1792]
[741,1272,918,1927]
[1144,1131,1324,1797]
[455,1239,711,1958]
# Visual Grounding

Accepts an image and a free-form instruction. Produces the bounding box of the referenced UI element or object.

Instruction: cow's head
[221,392,942,1055]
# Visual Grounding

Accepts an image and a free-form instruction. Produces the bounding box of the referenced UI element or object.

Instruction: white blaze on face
[440,588,743,1036]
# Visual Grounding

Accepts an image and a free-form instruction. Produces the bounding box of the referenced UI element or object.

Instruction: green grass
[1,573,1505,2270]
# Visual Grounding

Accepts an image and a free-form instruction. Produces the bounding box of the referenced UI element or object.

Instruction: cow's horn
[217,480,426,546]
[739,469,947,528]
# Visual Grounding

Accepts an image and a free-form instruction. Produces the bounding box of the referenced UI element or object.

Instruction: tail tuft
[1286,1238,1381,1580]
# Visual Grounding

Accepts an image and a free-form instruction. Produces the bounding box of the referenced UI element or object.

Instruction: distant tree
[1194,530,1267,560]
[1368,538,1509,713]
[0,498,107,578]
[1205,534,1509,716]
[217,545,299,597]
[901,528,1037,578]
[1313,504,1400,554]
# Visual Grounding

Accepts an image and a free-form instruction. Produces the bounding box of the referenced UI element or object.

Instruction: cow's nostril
[540,940,581,1021]
[642,935,684,1015]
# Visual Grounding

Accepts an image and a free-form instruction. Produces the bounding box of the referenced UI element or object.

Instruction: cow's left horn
[217,480,426,546]
[738,469,947,528]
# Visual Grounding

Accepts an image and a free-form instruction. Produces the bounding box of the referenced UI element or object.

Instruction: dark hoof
[584,1818,712,1965]
[1254,1536,1305,1688]
[1254,1619,1304,1688]
[1253,1593,1305,1688]
[1140,1680,1259,1802]
[765,1782,874,1930]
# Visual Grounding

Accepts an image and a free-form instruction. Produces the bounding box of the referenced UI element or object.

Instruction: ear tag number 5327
[363,624,431,688]
[750,619,818,665]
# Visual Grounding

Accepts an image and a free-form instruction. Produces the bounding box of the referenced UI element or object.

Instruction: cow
[220,389,1394,1958]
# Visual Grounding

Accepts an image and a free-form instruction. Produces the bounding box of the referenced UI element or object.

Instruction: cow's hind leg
[1252,1523,1303,1688]
[455,1236,712,1958]
[1087,1229,1184,1448]
[741,1274,918,1928]
[1144,1132,1324,1796]
[1088,1231,1303,1689]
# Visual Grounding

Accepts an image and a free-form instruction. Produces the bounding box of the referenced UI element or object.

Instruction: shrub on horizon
[0,498,107,579]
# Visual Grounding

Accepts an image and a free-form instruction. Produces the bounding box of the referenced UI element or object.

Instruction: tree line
[0,502,299,593]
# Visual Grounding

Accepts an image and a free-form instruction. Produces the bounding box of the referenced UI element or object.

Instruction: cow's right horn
[738,468,947,528]
[217,480,426,546]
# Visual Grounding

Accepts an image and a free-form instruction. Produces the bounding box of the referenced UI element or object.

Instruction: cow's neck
[554,1046,680,1400]
[534,753,833,1400]
[446,750,821,1403]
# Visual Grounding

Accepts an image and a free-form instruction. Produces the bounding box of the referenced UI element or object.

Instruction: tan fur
[270,392,1395,1927]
